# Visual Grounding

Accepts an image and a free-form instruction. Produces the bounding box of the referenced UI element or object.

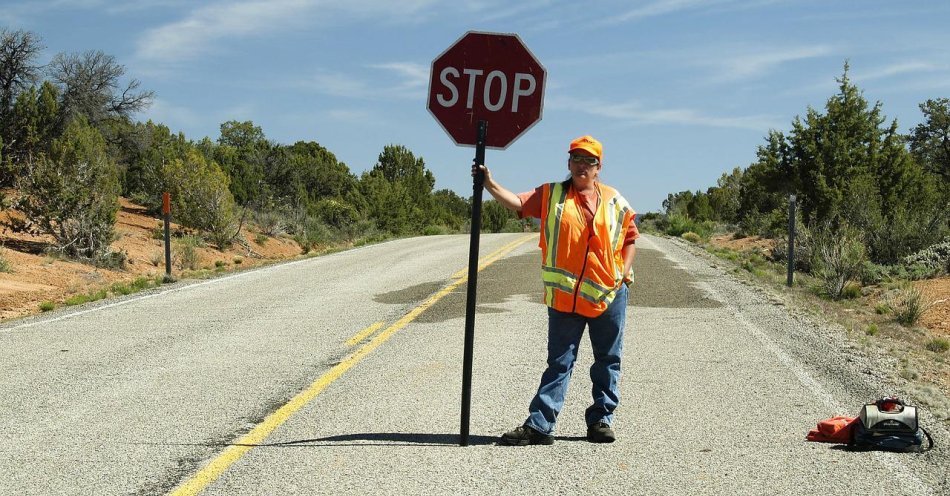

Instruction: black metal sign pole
[787,194,796,287]
[461,120,487,447]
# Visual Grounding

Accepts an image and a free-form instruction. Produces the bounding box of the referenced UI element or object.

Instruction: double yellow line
[170,234,535,495]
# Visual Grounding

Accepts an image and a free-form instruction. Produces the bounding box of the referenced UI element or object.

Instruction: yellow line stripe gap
[344,321,385,347]
[169,233,535,496]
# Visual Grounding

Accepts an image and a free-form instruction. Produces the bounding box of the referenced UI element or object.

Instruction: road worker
[474,135,638,445]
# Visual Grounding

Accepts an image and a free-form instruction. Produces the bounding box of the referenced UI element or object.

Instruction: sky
[3,0,949,213]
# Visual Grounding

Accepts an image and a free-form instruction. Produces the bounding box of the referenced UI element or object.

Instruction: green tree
[431,189,470,231]
[662,190,694,218]
[283,140,360,208]
[215,120,270,206]
[0,29,44,169]
[360,145,436,234]
[707,167,743,224]
[8,117,119,260]
[164,148,238,248]
[49,50,153,130]
[9,85,39,163]
[686,192,714,221]
[482,199,516,233]
[4,81,60,177]
[909,98,950,182]
[114,120,190,209]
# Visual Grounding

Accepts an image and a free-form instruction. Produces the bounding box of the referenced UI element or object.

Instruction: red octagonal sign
[428,31,546,150]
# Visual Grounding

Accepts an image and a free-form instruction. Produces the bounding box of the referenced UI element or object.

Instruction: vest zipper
[570,185,600,314]
[572,233,592,313]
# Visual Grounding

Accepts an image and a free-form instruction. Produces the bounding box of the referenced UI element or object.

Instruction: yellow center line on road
[170,234,536,496]
[344,321,385,347]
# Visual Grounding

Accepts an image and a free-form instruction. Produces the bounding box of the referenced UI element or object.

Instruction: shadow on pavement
[246,432,500,447]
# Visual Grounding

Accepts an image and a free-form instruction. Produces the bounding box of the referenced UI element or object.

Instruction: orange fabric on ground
[806,416,858,443]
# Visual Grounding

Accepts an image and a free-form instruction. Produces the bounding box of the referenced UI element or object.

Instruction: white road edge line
[655,235,933,495]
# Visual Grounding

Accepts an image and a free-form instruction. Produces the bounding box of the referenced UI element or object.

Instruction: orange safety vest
[538,181,635,317]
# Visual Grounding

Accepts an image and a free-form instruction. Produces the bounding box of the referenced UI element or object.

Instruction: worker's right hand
[472,163,493,185]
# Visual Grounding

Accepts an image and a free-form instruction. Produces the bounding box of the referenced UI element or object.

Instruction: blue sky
[3,0,949,213]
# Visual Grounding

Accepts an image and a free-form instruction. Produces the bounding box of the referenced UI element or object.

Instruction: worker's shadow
[255,432,498,447]
[251,432,586,447]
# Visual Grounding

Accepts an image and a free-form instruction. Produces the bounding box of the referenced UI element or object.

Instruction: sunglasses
[569,154,600,166]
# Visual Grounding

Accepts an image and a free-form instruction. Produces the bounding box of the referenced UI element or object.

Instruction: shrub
[39,301,55,312]
[887,283,933,327]
[501,218,525,233]
[6,117,119,260]
[681,231,701,244]
[175,235,201,270]
[164,149,238,249]
[809,222,866,300]
[841,282,862,300]
[0,249,11,273]
[254,233,268,245]
[423,225,449,236]
[901,237,950,277]
[252,208,290,237]
[310,198,360,230]
[860,261,891,285]
[926,338,950,353]
[866,324,879,336]
[665,214,713,238]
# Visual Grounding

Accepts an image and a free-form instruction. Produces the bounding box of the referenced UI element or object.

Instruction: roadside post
[427,31,546,446]
[163,192,172,282]
[787,194,796,287]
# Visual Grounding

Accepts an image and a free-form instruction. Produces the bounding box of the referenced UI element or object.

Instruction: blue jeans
[525,284,628,435]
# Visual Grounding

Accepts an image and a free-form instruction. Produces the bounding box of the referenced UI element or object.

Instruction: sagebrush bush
[887,283,933,327]
[681,231,701,243]
[665,214,713,238]
[926,338,950,353]
[175,235,201,270]
[902,237,950,276]
[860,261,891,285]
[0,250,11,273]
[809,222,866,300]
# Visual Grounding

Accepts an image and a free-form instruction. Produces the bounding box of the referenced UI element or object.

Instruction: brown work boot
[500,425,554,446]
[587,421,616,443]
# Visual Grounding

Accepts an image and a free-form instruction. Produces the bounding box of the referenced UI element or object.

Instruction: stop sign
[427,31,546,149]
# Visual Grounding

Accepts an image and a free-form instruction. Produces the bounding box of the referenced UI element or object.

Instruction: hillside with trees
[644,64,950,416]
[0,28,525,264]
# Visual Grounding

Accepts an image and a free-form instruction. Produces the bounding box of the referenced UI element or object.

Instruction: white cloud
[304,72,372,99]
[852,61,941,82]
[550,95,782,131]
[297,62,428,101]
[136,0,316,62]
[134,0,448,64]
[707,45,835,82]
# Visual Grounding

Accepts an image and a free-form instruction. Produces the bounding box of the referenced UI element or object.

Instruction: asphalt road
[1,233,947,495]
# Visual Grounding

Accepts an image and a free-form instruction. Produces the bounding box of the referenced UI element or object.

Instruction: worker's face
[567,150,601,185]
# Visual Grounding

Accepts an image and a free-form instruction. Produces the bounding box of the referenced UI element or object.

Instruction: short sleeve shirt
[517,185,639,246]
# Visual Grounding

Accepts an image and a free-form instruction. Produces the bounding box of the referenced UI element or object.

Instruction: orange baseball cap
[568,135,603,162]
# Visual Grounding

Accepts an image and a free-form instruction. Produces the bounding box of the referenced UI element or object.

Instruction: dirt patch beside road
[0,197,306,322]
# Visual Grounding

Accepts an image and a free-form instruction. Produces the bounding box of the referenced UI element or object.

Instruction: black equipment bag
[851,397,934,452]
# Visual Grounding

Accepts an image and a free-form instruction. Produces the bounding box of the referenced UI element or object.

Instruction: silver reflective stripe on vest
[544,182,567,267]
[542,183,568,306]
[578,277,616,304]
